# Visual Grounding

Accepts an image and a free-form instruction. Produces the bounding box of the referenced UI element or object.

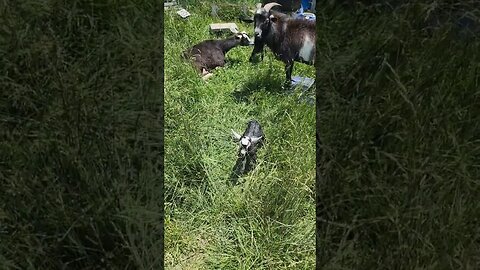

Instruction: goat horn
[263,2,282,12]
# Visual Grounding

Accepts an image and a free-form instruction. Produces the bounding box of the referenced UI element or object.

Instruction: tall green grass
[164,1,315,268]
[317,2,480,269]
[0,1,163,268]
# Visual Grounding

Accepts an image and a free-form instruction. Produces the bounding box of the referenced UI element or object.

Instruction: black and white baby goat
[231,120,265,179]
[182,32,252,80]
[231,120,265,158]
[249,3,316,87]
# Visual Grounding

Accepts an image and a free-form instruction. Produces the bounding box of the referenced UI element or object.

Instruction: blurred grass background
[164,0,315,269]
[0,1,163,268]
[317,1,480,269]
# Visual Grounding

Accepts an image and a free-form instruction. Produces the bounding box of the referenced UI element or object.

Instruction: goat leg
[201,68,209,76]
[249,46,261,62]
[283,62,294,89]
[202,73,214,81]
[249,39,265,63]
[201,68,214,81]
[249,50,262,62]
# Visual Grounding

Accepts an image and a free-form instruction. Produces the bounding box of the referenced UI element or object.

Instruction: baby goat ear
[231,129,242,140]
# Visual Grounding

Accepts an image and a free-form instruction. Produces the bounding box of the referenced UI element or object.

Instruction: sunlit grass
[164,1,316,268]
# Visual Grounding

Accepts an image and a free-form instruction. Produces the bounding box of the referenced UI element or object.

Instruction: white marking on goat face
[238,32,251,42]
[241,137,250,147]
[299,36,315,62]
[254,27,262,37]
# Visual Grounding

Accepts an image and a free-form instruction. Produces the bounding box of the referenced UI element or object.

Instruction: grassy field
[317,1,480,269]
[1,1,163,268]
[164,1,316,269]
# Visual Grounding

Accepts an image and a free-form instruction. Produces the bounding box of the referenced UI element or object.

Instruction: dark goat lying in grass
[250,3,316,88]
[230,120,265,182]
[182,32,252,80]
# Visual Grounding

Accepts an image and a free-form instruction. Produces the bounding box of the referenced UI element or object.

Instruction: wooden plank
[177,8,191,18]
[209,23,238,33]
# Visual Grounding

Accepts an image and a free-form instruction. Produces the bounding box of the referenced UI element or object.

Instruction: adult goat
[249,3,315,87]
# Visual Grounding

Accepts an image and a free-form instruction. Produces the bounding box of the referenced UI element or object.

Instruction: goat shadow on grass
[232,69,285,103]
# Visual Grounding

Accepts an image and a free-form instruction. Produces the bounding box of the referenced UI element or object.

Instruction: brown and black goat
[249,3,315,88]
[183,32,252,80]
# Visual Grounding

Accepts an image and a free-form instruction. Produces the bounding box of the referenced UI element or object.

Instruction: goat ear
[231,129,242,140]
[251,136,262,143]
